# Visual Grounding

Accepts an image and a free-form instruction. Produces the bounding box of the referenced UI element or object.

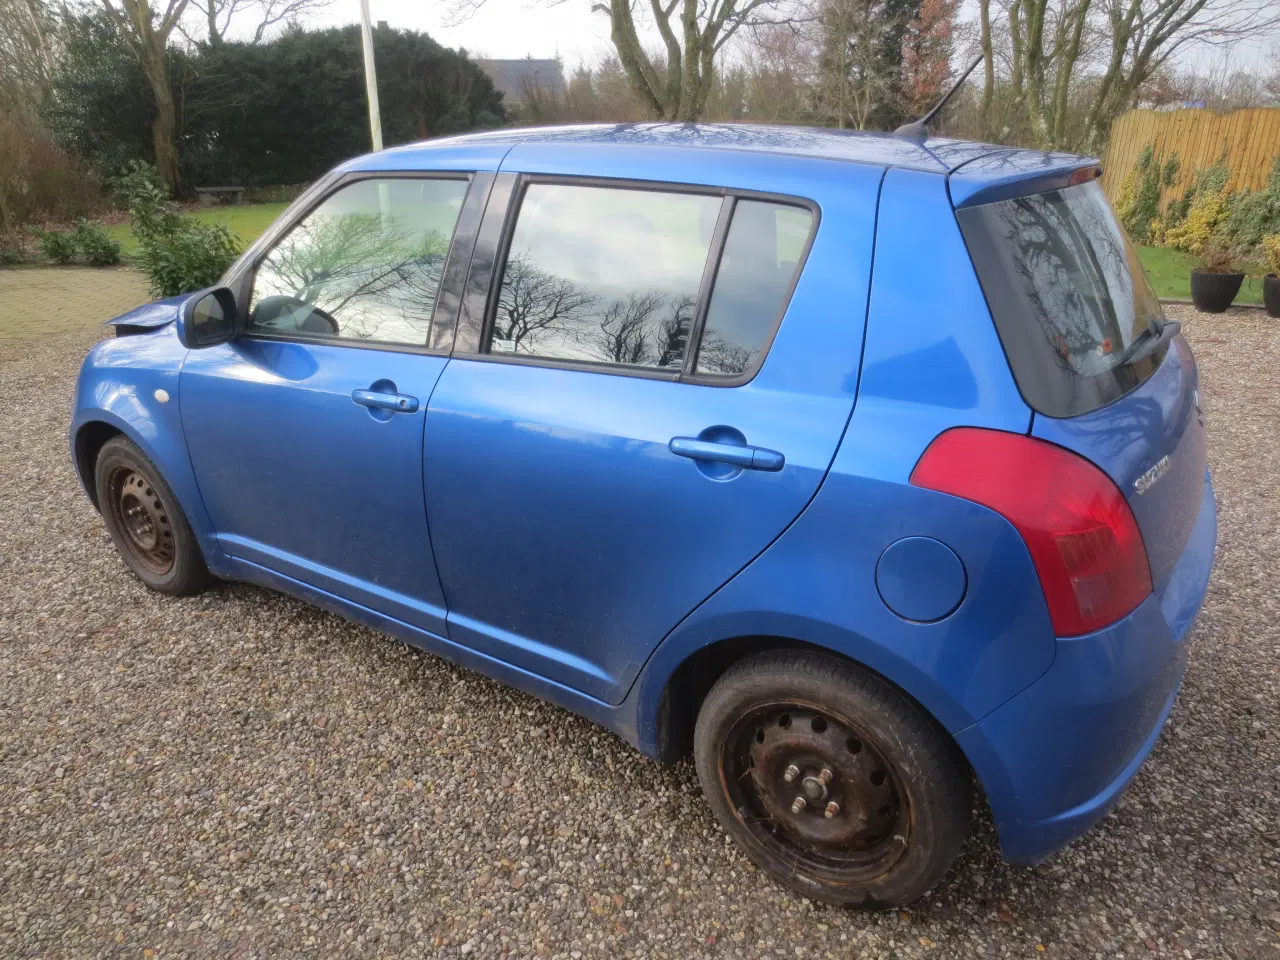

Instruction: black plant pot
[1265,274,1280,318]
[1190,269,1244,313]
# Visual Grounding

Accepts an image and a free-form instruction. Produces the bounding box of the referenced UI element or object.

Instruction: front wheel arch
[72,414,224,577]
[74,421,125,511]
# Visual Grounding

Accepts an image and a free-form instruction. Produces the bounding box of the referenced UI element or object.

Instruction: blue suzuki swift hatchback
[71,124,1216,906]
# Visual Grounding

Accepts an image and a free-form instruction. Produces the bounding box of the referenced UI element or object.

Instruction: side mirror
[178,287,241,349]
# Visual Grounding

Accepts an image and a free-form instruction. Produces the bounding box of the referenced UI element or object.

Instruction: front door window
[249,177,469,347]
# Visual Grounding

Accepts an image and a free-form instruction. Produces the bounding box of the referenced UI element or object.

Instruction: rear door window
[695,200,814,378]
[488,183,721,370]
[956,180,1167,418]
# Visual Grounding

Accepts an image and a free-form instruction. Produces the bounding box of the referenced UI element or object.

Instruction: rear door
[957,180,1206,589]
[423,150,881,703]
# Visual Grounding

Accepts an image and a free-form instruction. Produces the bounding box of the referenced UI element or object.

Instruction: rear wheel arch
[654,635,970,771]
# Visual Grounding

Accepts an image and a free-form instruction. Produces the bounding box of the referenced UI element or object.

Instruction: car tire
[94,435,212,596]
[693,649,971,907]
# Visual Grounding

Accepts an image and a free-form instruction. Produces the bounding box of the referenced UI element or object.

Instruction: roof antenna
[894,54,984,141]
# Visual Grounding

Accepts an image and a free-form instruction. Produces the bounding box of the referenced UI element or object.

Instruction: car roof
[349,123,1095,193]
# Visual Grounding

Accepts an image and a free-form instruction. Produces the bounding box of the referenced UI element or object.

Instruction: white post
[358,0,383,152]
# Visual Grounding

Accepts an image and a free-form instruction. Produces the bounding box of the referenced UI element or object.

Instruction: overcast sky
[252,0,1276,76]
[300,0,619,67]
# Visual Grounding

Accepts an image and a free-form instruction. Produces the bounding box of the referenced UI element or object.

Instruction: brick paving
[0,267,149,341]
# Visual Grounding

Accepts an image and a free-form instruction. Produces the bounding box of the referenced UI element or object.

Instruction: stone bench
[195,186,246,207]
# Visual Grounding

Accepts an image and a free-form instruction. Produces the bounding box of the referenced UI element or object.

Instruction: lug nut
[790,796,807,814]
[782,764,800,783]
[824,801,840,819]
[819,768,833,785]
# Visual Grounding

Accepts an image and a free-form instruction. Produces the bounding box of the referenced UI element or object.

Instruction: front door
[424,174,864,703]
[180,175,474,636]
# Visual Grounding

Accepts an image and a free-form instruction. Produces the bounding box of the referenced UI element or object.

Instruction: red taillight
[910,428,1151,636]
[1067,165,1102,186]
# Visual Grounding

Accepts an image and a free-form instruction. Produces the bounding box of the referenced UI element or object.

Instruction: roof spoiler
[894,55,984,141]
[950,162,1103,208]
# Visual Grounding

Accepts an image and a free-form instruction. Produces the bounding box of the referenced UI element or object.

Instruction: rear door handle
[669,437,785,472]
[352,389,419,413]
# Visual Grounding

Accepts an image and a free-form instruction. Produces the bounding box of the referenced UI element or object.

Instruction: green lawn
[104,202,290,256]
[1137,245,1265,305]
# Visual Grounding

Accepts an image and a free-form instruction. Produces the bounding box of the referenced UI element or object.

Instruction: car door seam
[174,344,228,564]
[421,144,519,634]
[416,357,454,638]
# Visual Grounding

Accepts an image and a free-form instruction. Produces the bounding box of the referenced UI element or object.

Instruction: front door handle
[669,437,785,472]
[352,388,419,413]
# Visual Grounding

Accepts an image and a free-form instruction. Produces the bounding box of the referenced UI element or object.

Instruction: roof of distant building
[478,59,565,106]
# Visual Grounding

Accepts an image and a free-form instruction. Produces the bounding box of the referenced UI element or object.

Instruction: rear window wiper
[1116,319,1180,368]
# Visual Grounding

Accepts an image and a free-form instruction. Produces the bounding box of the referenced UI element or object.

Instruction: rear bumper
[957,471,1216,863]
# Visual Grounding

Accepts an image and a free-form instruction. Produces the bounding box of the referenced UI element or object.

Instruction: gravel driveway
[0,304,1276,960]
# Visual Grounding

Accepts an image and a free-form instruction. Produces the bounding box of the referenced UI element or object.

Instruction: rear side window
[485,182,817,380]
[957,180,1166,418]
[489,183,720,369]
[696,201,814,378]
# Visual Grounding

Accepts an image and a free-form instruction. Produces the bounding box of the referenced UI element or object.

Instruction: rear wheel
[693,650,971,907]
[94,436,211,596]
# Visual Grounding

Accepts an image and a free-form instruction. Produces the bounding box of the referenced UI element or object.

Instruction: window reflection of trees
[697,333,756,376]
[492,254,697,370]
[252,213,450,345]
[490,254,596,354]
[989,184,1157,378]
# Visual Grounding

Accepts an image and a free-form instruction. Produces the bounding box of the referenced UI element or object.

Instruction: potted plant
[1261,234,1280,318]
[1189,237,1244,313]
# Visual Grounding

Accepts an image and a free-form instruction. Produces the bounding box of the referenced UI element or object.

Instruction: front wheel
[693,650,971,907]
[94,435,212,596]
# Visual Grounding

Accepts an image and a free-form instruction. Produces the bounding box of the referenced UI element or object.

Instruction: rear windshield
[956,180,1167,418]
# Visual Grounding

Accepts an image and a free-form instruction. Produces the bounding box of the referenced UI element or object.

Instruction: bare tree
[99,0,190,189]
[1266,45,1280,105]
[1144,51,1275,110]
[980,0,1280,150]
[814,0,914,129]
[741,22,813,121]
[180,0,335,45]
[977,0,995,133]
[0,0,55,110]
[591,0,796,121]
[493,255,598,353]
[696,332,755,374]
[1006,0,1094,148]
[1082,0,1280,147]
[590,290,665,363]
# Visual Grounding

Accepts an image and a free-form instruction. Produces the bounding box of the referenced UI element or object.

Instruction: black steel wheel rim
[719,701,911,881]
[106,466,175,576]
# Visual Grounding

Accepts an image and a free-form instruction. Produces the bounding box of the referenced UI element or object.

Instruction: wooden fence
[1100,107,1280,207]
